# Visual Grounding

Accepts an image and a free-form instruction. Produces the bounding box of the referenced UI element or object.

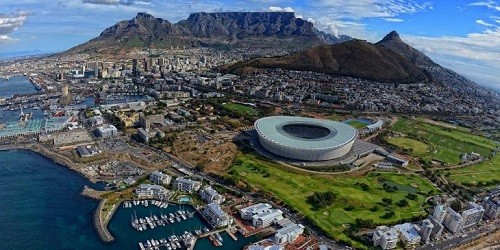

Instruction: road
[421,221,499,250]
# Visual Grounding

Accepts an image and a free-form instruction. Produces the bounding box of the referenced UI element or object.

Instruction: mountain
[376,31,436,67]
[64,12,352,55]
[222,39,428,83]
[375,31,485,90]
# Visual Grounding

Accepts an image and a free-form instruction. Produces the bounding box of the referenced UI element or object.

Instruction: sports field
[346,120,367,129]
[446,155,500,188]
[228,153,438,248]
[222,102,257,116]
[389,118,497,165]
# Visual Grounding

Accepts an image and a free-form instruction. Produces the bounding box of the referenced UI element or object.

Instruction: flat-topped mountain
[64,12,352,55]
[223,39,429,83]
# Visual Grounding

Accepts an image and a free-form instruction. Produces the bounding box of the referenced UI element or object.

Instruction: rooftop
[254,116,357,150]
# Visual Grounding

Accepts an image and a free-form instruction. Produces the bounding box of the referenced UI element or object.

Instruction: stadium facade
[254,116,358,161]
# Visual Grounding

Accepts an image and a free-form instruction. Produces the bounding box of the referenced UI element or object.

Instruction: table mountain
[64,12,352,55]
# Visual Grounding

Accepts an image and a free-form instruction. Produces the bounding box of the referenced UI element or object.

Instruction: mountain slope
[64,12,351,55]
[223,39,428,83]
[376,31,436,67]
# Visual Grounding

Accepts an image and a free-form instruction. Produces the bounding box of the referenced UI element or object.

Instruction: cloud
[382,17,404,22]
[406,28,500,87]
[469,1,500,11]
[268,6,295,12]
[476,19,496,27]
[82,0,150,6]
[0,11,30,42]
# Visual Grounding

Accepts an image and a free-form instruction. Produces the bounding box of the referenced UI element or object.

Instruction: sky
[0,0,499,90]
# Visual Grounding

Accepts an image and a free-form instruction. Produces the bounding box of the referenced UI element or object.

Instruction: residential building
[272,223,305,244]
[135,184,169,199]
[419,219,434,244]
[372,226,399,250]
[433,205,447,223]
[203,202,232,228]
[137,128,150,143]
[483,196,500,219]
[239,203,273,220]
[461,202,484,228]
[443,207,463,234]
[252,209,283,228]
[173,177,201,193]
[394,223,421,248]
[200,186,225,204]
[149,171,171,185]
[427,216,444,240]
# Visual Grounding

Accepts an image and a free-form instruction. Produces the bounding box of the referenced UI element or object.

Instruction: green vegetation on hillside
[227,153,438,248]
[388,118,497,165]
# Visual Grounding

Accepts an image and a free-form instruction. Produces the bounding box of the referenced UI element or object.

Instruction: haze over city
[1,0,499,90]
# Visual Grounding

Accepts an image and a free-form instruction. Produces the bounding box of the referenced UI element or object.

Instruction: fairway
[228,153,438,248]
[385,136,431,156]
[446,155,500,188]
[389,118,497,165]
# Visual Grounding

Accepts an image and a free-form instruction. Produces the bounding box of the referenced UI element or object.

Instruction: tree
[450,200,462,211]
[397,199,409,207]
[382,198,393,205]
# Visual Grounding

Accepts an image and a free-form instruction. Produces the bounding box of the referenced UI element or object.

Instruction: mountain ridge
[64,12,352,55]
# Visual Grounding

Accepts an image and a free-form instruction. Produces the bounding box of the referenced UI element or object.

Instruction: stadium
[254,116,358,161]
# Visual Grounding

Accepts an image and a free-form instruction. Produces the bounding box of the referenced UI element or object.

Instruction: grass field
[228,153,438,248]
[446,155,500,188]
[389,118,497,165]
[385,136,431,156]
[346,120,367,129]
[222,103,257,117]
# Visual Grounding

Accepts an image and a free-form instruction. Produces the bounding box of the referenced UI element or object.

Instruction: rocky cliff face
[376,30,436,67]
[64,12,351,55]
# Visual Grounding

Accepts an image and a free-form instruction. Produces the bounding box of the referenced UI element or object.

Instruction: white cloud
[0,11,30,43]
[82,0,150,5]
[382,17,404,22]
[469,1,500,11]
[406,28,500,88]
[268,6,295,12]
[476,19,496,27]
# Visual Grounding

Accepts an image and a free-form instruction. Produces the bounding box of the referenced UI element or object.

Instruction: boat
[215,232,223,242]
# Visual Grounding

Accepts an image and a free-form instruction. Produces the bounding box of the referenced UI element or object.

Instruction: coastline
[0,144,116,243]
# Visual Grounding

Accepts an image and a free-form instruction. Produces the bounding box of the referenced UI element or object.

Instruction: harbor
[107,200,257,250]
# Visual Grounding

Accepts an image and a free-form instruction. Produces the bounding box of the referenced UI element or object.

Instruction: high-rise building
[132,59,139,76]
[433,205,447,223]
[427,216,444,240]
[372,226,399,250]
[461,202,484,229]
[419,219,434,244]
[443,207,463,234]
[483,196,500,219]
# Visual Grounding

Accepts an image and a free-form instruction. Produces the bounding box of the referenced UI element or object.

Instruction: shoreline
[0,144,117,243]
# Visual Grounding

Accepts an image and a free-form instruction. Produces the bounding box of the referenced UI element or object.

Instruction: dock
[226,228,238,241]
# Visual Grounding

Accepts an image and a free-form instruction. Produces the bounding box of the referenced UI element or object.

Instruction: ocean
[0,149,257,249]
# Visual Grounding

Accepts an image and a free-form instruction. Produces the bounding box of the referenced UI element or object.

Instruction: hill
[223,39,428,83]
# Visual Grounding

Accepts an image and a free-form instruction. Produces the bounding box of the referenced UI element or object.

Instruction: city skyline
[0,0,499,90]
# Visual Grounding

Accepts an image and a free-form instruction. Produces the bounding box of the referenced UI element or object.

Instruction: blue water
[0,76,39,98]
[0,149,257,249]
